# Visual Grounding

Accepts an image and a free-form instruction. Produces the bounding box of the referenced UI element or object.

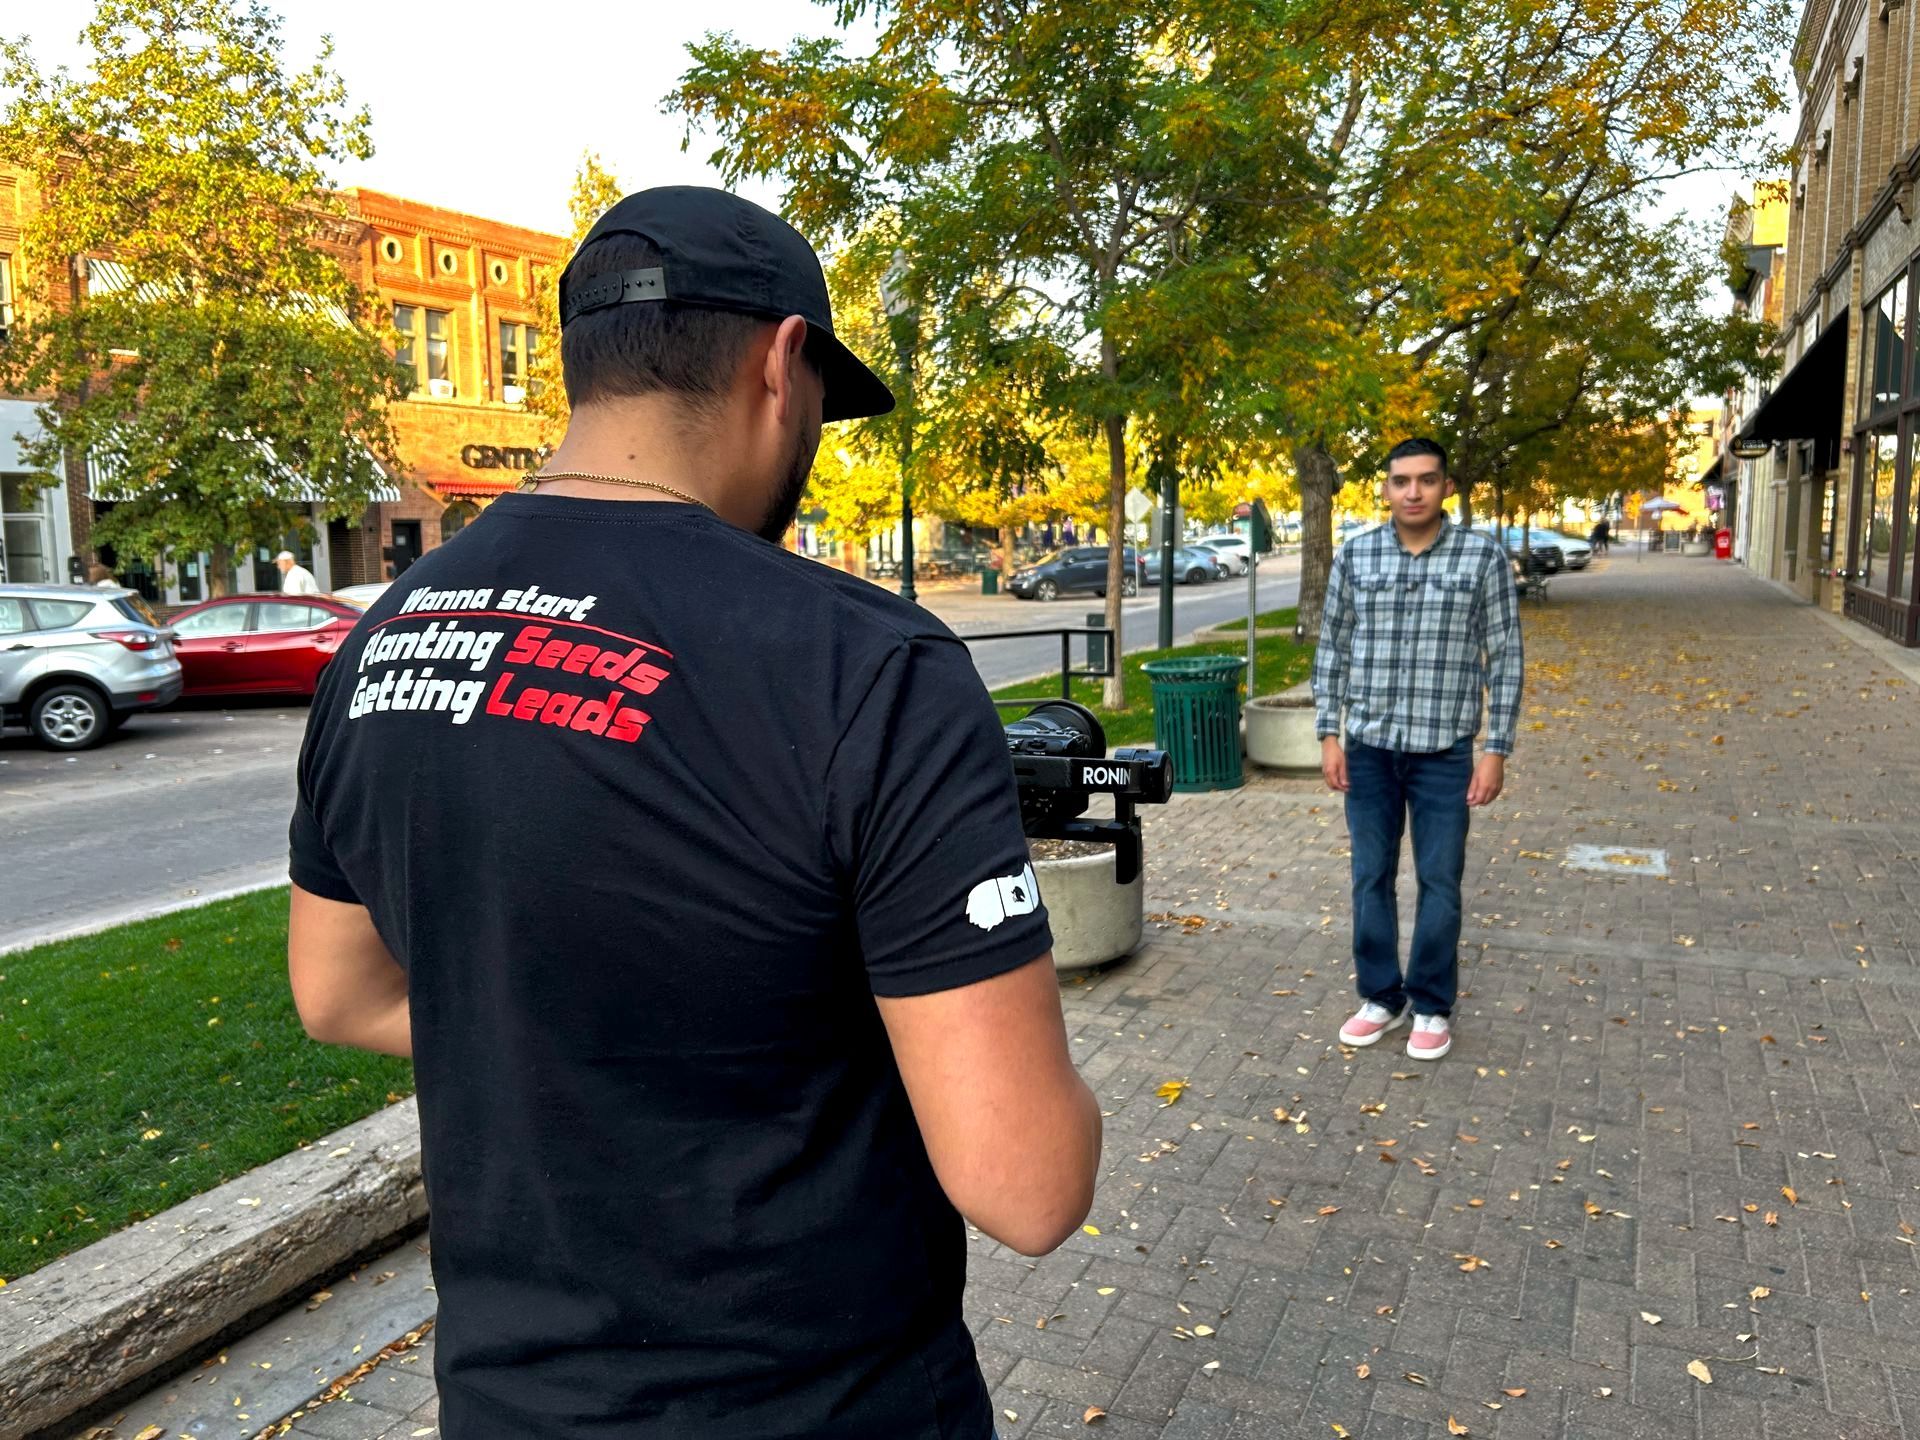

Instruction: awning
[87,437,402,504]
[1735,313,1847,468]
[1697,450,1726,485]
[419,471,523,499]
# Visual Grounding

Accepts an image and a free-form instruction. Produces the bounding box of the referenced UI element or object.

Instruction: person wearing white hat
[275,550,319,595]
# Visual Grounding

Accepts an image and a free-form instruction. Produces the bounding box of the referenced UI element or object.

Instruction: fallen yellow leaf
[1356,1363,1371,1379]
[1448,1418,1470,1437]
[1156,1080,1189,1106]
[1083,1405,1107,1424]
[1082,1224,1101,1236]
[1501,1388,1527,1397]
[1782,1186,1798,1205]
[1687,1359,1713,1385]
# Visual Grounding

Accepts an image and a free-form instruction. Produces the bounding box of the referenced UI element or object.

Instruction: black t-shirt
[290,493,1051,1439]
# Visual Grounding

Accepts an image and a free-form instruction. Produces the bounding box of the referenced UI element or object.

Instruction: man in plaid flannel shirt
[1310,438,1524,1061]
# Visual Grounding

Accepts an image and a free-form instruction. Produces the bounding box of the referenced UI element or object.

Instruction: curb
[0,1099,424,1439]
[0,868,290,958]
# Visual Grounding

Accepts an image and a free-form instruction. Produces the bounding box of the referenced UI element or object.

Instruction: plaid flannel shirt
[1311,520,1523,756]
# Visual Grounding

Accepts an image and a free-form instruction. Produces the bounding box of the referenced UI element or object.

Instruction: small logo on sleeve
[965,863,1042,931]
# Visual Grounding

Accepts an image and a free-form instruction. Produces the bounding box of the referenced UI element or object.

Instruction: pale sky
[12,0,847,235]
[13,1,1789,245]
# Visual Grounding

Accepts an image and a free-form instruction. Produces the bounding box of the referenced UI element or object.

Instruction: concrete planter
[1682,539,1712,556]
[1035,849,1144,972]
[1245,691,1322,773]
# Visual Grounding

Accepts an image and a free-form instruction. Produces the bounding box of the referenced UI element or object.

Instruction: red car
[167,594,361,698]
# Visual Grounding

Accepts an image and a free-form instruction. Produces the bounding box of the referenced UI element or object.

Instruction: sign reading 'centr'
[461,443,539,470]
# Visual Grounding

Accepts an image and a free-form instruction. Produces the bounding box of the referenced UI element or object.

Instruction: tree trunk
[1456,476,1474,531]
[209,547,235,598]
[1294,442,1341,644]
[999,522,1017,581]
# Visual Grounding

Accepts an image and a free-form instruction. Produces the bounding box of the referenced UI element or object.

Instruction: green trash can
[1142,655,1248,792]
[981,568,999,596]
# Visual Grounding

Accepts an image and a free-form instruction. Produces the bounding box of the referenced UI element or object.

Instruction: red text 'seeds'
[484,624,673,744]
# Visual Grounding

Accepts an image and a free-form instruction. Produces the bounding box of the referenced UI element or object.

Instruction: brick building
[327,190,564,588]
[0,164,565,598]
[1738,0,1920,644]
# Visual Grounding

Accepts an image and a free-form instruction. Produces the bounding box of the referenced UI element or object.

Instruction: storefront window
[440,500,478,542]
[1908,428,1920,603]
[1863,430,1899,591]
[1,474,53,583]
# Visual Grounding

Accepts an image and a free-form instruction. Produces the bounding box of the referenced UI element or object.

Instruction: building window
[0,254,12,341]
[500,321,541,402]
[1865,276,1908,414]
[394,304,453,395]
[0,475,53,583]
[441,500,479,542]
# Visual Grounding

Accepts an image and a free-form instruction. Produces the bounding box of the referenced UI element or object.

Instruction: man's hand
[1321,736,1349,793]
[1467,753,1505,807]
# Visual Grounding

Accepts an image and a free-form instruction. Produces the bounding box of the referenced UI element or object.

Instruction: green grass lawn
[1208,606,1301,632]
[990,612,1313,748]
[0,888,413,1282]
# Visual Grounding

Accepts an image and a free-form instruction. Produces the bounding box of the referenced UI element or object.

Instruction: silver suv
[0,584,183,750]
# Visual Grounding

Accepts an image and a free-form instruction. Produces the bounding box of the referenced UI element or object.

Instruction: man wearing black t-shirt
[286,187,1101,1439]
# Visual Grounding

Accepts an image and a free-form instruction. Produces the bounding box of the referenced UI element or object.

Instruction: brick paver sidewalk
[277,557,1920,1440]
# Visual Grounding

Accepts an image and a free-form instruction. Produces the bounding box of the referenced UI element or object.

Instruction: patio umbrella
[1638,497,1687,516]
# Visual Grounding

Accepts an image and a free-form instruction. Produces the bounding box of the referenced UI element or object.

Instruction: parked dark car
[1008,546,1145,601]
[1467,523,1563,574]
[168,594,363,698]
[1143,545,1229,586]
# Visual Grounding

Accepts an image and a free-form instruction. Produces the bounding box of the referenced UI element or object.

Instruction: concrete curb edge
[0,1099,424,1439]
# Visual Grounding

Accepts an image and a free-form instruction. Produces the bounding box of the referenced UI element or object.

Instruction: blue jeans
[1344,737,1472,1018]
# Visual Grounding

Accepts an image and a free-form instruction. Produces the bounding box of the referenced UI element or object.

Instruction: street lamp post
[880,249,919,605]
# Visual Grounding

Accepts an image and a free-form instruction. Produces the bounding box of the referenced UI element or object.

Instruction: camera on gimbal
[1004,700,1172,884]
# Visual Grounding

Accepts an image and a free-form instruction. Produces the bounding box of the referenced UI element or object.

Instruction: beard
[754,412,821,544]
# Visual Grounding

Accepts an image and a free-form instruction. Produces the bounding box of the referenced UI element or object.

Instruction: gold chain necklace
[519,469,715,513]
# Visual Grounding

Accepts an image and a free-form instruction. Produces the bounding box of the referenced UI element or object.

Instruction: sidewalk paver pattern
[279,559,1920,1439]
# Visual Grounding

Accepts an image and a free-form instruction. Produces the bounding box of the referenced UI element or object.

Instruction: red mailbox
[1714,528,1733,560]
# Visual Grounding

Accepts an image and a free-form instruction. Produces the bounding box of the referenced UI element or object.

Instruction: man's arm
[1312,550,1355,790]
[1479,547,1524,759]
[877,955,1101,1256]
[287,884,412,1057]
[1311,549,1354,741]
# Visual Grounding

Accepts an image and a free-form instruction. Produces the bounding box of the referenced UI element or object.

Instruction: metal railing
[965,625,1116,706]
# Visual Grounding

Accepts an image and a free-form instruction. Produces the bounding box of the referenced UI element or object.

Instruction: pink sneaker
[1339,1001,1409,1047]
[1407,1014,1452,1061]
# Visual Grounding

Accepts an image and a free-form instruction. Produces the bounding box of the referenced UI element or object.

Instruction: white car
[330,581,392,609]
[1193,535,1254,575]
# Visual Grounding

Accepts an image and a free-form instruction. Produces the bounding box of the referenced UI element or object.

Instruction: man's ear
[761,315,812,419]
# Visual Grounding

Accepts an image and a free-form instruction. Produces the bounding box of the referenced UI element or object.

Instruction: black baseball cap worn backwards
[559,186,896,424]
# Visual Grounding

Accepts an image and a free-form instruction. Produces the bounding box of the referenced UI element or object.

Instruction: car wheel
[1122,576,1138,597]
[1186,568,1207,584]
[30,682,110,751]
[1035,579,1059,602]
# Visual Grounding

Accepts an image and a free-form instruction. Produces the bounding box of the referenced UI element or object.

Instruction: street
[0,553,1308,952]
